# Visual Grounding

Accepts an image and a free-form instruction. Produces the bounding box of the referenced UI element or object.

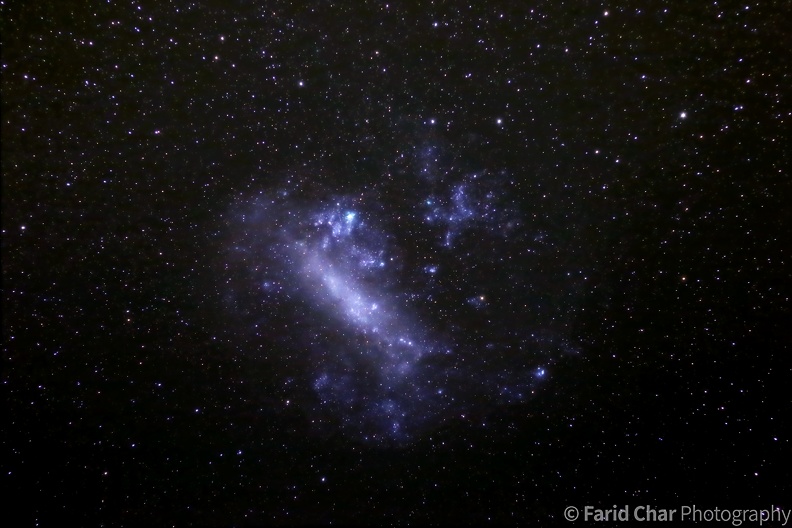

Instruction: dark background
[3,0,789,525]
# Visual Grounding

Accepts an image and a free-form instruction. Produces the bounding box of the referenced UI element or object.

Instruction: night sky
[3,1,790,526]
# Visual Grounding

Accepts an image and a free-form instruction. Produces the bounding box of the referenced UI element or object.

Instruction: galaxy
[3,1,788,526]
[223,145,576,445]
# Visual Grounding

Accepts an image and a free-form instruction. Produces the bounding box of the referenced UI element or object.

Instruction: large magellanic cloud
[222,142,579,445]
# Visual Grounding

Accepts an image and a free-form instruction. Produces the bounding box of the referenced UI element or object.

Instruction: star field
[3,1,789,526]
